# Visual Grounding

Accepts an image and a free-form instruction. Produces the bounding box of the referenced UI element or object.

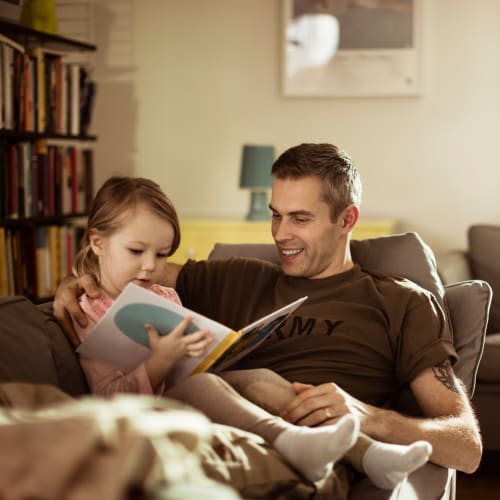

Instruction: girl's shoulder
[79,292,114,320]
[151,284,182,305]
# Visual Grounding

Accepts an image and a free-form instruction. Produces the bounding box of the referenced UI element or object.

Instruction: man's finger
[292,381,313,393]
[80,275,102,299]
[56,309,81,347]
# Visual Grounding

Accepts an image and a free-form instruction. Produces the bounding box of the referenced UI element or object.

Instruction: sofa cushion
[0,297,59,387]
[444,280,491,395]
[350,232,445,306]
[468,225,500,334]
[209,232,446,310]
[0,297,88,396]
[476,334,500,383]
[37,301,89,396]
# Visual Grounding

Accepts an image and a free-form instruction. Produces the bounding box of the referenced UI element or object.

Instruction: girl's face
[90,204,175,298]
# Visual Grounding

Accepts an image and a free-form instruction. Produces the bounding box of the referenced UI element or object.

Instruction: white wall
[91,0,500,253]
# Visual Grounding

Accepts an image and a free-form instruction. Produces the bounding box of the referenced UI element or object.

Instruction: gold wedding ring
[324,407,333,419]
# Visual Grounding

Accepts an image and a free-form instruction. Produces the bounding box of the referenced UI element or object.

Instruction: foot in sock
[273,414,360,483]
[362,440,433,490]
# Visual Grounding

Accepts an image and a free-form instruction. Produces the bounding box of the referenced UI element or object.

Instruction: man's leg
[218,369,432,490]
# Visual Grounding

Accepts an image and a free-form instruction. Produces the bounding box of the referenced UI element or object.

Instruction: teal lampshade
[239,145,275,189]
[239,145,275,221]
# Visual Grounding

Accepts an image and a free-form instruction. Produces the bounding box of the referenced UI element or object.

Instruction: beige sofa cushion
[468,225,500,334]
[209,232,446,309]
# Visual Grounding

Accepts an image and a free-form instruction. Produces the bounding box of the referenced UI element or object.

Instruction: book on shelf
[0,227,7,295]
[1,33,25,130]
[77,282,308,384]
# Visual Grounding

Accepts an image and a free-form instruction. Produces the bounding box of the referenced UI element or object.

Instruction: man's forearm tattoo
[432,360,460,393]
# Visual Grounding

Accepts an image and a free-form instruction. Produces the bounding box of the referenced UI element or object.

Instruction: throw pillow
[444,280,491,395]
[468,225,500,334]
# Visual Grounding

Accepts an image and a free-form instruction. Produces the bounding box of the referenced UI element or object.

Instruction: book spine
[1,44,13,129]
[190,332,240,375]
[69,64,80,136]
[0,227,7,295]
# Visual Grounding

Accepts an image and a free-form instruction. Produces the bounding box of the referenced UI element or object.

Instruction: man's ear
[341,205,359,232]
[89,231,104,256]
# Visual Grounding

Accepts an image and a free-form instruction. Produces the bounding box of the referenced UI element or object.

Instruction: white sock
[362,440,432,490]
[273,414,359,483]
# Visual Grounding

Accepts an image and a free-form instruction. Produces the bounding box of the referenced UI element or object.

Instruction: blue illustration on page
[114,303,199,348]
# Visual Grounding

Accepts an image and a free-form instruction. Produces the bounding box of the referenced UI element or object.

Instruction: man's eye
[271,213,281,219]
[295,218,309,224]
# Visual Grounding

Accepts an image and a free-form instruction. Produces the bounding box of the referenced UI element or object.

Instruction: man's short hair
[271,143,362,222]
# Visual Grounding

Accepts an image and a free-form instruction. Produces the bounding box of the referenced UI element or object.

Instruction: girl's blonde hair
[73,176,181,283]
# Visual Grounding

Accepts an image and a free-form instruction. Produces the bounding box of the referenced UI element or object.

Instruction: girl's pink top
[74,284,182,397]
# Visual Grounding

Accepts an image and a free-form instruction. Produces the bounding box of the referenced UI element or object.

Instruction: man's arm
[53,263,184,346]
[280,361,482,473]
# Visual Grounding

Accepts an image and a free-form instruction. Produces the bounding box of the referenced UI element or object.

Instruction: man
[55,143,481,475]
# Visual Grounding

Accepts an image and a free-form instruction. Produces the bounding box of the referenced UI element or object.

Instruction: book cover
[77,282,307,384]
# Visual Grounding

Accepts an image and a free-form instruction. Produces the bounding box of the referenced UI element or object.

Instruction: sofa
[0,232,491,499]
[437,224,500,451]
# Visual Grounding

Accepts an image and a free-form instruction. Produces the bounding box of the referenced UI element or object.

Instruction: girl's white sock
[273,414,359,483]
[362,440,432,490]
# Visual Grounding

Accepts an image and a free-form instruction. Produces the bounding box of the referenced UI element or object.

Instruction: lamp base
[246,191,270,221]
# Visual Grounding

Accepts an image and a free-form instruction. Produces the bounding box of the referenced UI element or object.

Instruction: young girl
[72,176,431,489]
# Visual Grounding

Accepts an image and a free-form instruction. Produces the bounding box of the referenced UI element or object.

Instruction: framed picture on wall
[282,0,422,97]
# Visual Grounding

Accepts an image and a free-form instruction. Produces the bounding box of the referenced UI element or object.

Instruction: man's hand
[53,275,101,347]
[280,381,375,428]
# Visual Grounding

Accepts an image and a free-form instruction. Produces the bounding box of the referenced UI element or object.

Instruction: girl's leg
[165,372,358,483]
[218,369,432,490]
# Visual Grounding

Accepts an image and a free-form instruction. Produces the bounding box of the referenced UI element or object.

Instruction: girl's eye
[157,253,168,259]
[128,248,143,255]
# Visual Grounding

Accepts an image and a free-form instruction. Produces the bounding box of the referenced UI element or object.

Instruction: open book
[77,283,307,384]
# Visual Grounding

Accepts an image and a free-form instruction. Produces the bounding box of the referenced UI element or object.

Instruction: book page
[77,282,308,384]
[210,295,308,373]
[77,283,234,373]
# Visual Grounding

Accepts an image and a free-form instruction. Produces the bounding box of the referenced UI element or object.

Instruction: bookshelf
[0,17,96,301]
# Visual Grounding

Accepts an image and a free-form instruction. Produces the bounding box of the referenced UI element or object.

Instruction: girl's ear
[89,231,105,256]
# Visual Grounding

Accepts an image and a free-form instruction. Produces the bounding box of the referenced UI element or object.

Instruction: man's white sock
[273,414,359,483]
[362,440,432,490]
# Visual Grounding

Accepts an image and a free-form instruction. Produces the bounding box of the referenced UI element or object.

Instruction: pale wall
[91,0,500,253]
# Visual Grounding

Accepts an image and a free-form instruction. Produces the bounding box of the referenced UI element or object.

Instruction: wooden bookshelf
[0,18,96,301]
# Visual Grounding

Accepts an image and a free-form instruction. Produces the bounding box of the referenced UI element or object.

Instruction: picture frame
[282,0,422,97]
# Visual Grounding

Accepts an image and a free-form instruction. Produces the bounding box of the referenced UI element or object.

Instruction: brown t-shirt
[176,258,457,407]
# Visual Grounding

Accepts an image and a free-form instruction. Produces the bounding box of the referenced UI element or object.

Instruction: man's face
[270,176,347,279]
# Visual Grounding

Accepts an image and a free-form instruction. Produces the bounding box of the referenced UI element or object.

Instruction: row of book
[0,140,94,220]
[0,32,96,135]
[0,224,85,300]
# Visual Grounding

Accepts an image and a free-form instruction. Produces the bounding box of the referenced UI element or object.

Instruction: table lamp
[239,144,275,221]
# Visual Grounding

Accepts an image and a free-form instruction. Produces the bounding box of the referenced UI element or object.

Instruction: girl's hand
[184,329,214,357]
[144,317,213,389]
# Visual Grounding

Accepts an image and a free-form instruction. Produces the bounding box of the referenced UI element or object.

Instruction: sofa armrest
[437,250,472,285]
